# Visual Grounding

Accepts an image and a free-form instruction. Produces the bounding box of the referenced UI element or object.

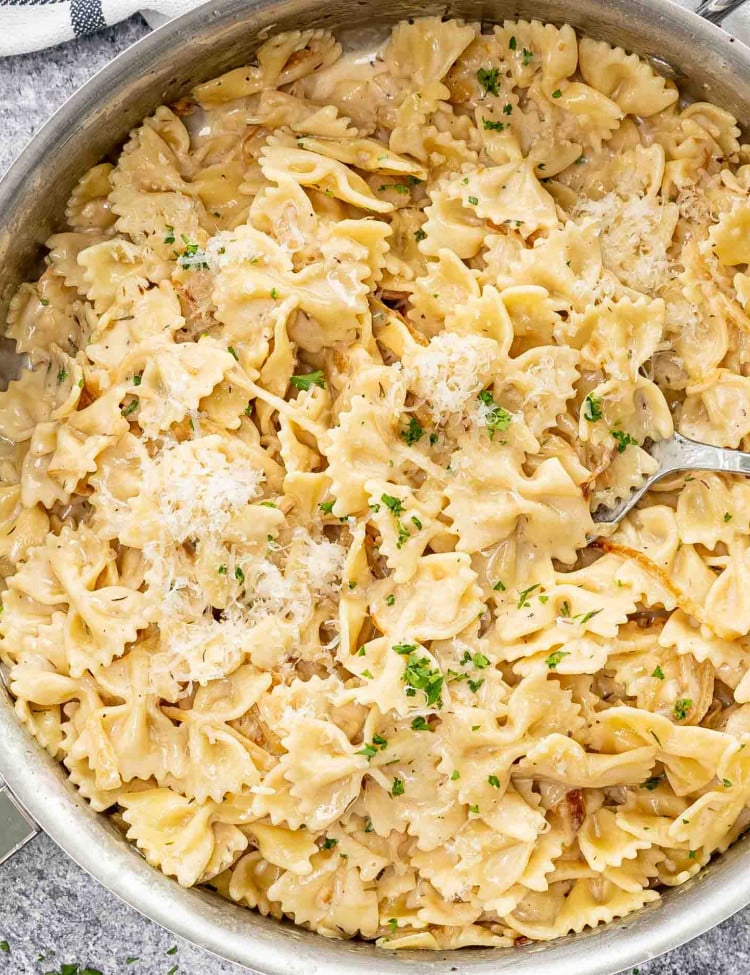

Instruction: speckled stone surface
[2,11,750,975]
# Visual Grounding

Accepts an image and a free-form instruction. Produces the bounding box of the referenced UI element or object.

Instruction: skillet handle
[0,777,38,866]
[696,0,749,24]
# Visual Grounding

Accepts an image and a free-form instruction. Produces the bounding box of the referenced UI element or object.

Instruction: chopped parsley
[0,942,8,953]
[688,850,696,860]
[319,500,335,514]
[411,515,422,530]
[290,370,325,391]
[227,345,238,360]
[545,650,569,670]
[477,389,512,439]
[477,66,501,96]
[166,947,178,956]
[121,397,139,417]
[473,653,490,669]
[517,583,541,608]
[641,775,662,791]
[411,716,431,731]
[723,778,733,788]
[652,666,665,680]
[388,918,398,934]
[509,35,517,50]
[468,804,480,814]
[401,416,424,445]
[673,698,692,721]
[552,88,562,98]
[482,118,507,131]
[468,678,484,693]
[391,777,405,796]
[386,594,396,606]
[393,643,418,655]
[270,288,280,299]
[522,48,533,66]
[451,769,461,780]
[381,493,404,515]
[218,564,228,575]
[178,238,209,270]
[396,522,411,549]
[488,774,501,788]
[133,373,142,386]
[322,837,338,850]
[56,368,67,383]
[467,195,479,206]
[234,566,245,585]
[396,645,444,707]
[364,817,374,832]
[414,228,427,242]
[164,226,175,244]
[503,103,513,115]
[724,512,733,522]
[611,428,638,453]
[492,580,506,591]
[583,393,602,422]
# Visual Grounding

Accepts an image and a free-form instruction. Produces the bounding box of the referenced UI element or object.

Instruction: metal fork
[591,431,750,532]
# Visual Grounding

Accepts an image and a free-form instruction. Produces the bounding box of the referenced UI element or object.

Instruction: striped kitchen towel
[0,0,203,56]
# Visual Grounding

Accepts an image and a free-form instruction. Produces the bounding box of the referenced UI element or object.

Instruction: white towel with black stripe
[0,0,201,56]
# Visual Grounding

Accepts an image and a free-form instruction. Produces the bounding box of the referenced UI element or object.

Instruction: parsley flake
[385,594,396,606]
[583,393,602,422]
[488,774,501,788]
[652,666,665,680]
[477,389,512,439]
[451,770,460,780]
[290,370,325,391]
[322,837,338,849]
[673,698,692,721]
[381,493,404,515]
[411,716,431,731]
[611,428,638,453]
[414,228,427,242]
[319,500,335,514]
[401,416,424,445]
[467,195,479,206]
[552,88,562,98]
[482,117,507,131]
[391,777,405,796]
[545,650,569,670]
[397,646,444,707]
[477,66,501,95]
[517,583,541,608]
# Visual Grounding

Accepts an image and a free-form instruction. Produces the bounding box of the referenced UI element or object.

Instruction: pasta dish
[3,15,750,949]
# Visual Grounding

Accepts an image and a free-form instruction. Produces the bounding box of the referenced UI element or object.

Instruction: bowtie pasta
[3,14,750,951]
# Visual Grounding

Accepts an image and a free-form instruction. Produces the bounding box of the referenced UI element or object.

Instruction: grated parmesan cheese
[573,193,677,295]
[404,332,500,422]
[151,436,265,543]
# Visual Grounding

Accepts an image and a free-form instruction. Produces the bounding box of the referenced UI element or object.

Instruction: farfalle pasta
[3,14,750,952]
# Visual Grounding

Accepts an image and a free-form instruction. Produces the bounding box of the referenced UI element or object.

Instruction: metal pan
[0,1,749,972]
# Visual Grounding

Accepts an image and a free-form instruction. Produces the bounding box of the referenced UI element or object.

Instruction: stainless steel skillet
[1,2,750,974]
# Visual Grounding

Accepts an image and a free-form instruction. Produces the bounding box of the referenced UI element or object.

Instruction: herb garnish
[290,370,325,391]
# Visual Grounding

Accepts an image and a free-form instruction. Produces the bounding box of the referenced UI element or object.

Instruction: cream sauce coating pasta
[3,16,750,949]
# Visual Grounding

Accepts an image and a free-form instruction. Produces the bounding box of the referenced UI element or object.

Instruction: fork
[591,431,750,533]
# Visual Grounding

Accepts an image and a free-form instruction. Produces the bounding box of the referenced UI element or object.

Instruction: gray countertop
[1,11,750,975]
